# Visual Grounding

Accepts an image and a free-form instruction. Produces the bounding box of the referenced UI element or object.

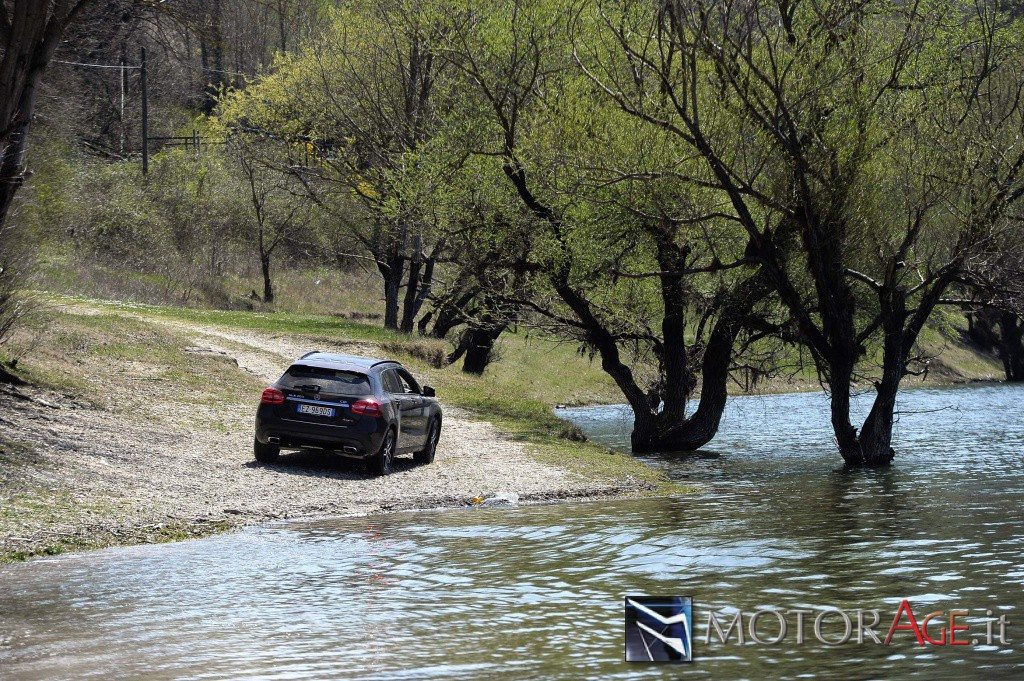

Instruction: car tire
[371,428,396,476]
[254,437,280,464]
[414,419,440,465]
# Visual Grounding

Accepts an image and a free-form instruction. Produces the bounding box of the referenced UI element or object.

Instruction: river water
[1,384,1022,679]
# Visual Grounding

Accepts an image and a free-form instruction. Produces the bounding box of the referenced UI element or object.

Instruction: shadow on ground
[243,449,421,479]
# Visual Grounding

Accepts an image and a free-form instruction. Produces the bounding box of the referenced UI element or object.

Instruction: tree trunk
[399,250,422,334]
[0,83,39,231]
[459,323,505,374]
[410,255,435,326]
[431,306,462,339]
[856,307,905,467]
[430,287,477,339]
[416,310,433,335]
[378,256,403,331]
[966,308,1024,382]
[0,126,29,231]
[452,294,508,374]
[655,238,695,425]
[201,0,225,114]
[277,0,288,52]
[999,311,1024,382]
[630,269,771,452]
[2,2,91,355]
[260,253,274,303]
[827,358,862,465]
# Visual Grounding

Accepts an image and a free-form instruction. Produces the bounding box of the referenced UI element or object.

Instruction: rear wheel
[414,419,440,465]
[254,437,280,464]
[370,429,396,476]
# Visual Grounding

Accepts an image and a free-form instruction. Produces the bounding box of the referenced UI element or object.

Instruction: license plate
[297,404,335,417]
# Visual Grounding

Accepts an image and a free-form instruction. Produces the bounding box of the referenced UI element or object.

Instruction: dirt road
[0,304,648,560]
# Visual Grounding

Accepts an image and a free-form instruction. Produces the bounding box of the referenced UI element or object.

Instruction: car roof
[292,352,400,372]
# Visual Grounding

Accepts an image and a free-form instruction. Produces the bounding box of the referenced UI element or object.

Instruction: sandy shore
[0,308,650,561]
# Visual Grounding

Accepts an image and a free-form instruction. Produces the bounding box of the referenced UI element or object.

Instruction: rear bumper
[255,407,384,458]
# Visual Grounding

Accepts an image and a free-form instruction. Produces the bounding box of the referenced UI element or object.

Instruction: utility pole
[140,46,149,176]
[120,44,127,157]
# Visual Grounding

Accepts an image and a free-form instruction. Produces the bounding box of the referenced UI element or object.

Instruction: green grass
[45,293,622,404]
[12,304,264,407]
[83,296,401,342]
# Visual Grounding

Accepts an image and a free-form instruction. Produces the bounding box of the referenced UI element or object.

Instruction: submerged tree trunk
[630,270,771,452]
[854,299,906,466]
[827,358,862,464]
[834,283,946,467]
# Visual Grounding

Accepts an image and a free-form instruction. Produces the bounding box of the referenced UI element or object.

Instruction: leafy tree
[218,0,462,332]
[443,0,780,450]
[586,0,1024,464]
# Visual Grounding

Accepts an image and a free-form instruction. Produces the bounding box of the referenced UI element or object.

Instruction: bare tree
[1,0,96,227]
[230,138,309,304]
[1,0,96,380]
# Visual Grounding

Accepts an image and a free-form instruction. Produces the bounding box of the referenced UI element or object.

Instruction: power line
[52,51,253,176]
[53,59,140,69]
[54,59,254,79]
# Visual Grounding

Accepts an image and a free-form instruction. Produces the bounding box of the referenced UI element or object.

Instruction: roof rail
[299,351,321,359]
[370,359,398,367]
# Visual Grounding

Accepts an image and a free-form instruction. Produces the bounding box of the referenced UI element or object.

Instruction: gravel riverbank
[0,305,652,561]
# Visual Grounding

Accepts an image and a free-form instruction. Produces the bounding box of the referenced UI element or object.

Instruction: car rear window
[279,365,372,396]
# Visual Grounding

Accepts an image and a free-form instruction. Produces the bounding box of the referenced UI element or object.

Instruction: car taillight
[261,387,285,405]
[350,399,382,417]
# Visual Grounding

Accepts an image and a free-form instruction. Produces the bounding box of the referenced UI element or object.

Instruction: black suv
[254,352,442,475]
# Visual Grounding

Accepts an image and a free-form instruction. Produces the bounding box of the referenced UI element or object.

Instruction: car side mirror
[422,386,436,397]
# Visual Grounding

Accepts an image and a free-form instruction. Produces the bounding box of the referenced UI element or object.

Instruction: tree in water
[588,0,1024,464]
[445,2,780,451]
